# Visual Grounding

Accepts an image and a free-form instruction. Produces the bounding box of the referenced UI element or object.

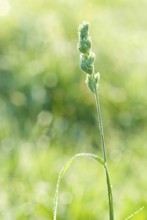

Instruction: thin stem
[94,85,107,162]
[105,166,114,220]
[93,77,114,220]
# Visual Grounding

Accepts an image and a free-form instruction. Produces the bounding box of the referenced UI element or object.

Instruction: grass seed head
[78,21,92,54]
[80,52,95,74]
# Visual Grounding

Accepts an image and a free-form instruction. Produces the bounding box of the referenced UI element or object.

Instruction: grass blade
[125,207,144,220]
[53,153,105,220]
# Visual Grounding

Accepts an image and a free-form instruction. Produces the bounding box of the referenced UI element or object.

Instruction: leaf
[53,153,105,220]
[125,207,144,220]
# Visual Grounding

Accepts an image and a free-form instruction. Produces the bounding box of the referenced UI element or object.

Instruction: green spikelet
[80,52,95,74]
[85,72,100,93]
[78,21,92,54]
[85,74,96,93]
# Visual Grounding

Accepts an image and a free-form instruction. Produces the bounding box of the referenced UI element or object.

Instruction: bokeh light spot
[0,0,11,16]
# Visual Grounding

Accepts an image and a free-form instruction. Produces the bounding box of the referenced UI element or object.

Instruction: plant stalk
[94,79,114,220]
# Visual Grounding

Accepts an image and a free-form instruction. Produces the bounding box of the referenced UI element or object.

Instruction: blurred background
[0,0,147,219]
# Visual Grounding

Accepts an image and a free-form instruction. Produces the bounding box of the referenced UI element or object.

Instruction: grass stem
[94,81,114,220]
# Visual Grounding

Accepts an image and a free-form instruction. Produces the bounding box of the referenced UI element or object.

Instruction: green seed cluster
[80,52,95,74]
[78,21,100,93]
[78,21,91,54]
[78,21,95,75]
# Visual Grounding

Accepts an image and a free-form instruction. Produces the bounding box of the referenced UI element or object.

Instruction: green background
[0,0,146,219]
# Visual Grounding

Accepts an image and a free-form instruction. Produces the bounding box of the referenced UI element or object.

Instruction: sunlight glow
[0,0,11,16]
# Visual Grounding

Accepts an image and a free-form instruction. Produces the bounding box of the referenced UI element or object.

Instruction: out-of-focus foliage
[0,0,147,219]
[1,0,147,146]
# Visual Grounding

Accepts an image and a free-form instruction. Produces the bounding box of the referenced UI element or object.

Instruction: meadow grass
[53,21,113,220]
[0,1,146,218]
[53,21,144,220]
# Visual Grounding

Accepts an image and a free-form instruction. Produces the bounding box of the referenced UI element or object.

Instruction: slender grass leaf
[53,153,105,220]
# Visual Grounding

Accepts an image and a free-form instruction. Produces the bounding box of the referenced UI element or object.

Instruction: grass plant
[53,21,144,220]
[78,21,114,220]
